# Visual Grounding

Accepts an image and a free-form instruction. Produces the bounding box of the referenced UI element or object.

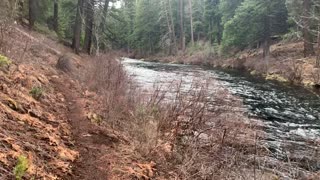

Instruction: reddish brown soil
[53,76,110,179]
[0,25,128,179]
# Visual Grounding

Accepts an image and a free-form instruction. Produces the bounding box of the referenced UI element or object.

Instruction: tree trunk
[84,0,95,54]
[163,0,172,55]
[168,0,177,54]
[73,0,84,54]
[163,0,177,55]
[316,24,320,68]
[99,0,110,33]
[53,0,59,33]
[29,0,36,29]
[95,0,110,55]
[263,7,271,73]
[18,0,24,22]
[263,39,270,62]
[302,0,315,57]
[188,0,194,46]
[179,0,185,51]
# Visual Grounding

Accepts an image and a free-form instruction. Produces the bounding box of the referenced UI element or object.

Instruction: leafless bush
[124,79,270,179]
[85,57,267,178]
[85,54,129,123]
[286,60,303,83]
[311,68,320,85]
[86,57,315,179]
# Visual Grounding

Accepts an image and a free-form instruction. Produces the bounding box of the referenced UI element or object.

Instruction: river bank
[123,58,320,179]
[143,41,320,90]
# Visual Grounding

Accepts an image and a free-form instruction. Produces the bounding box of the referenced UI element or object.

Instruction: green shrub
[0,54,11,68]
[13,155,28,180]
[29,87,44,100]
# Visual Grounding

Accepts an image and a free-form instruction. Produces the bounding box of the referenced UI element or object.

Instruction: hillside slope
[0,24,160,180]
[0,25,79,178]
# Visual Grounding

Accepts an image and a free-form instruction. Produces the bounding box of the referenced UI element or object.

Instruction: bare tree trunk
[179,0,185,51]
[84,0,95,54]
[188,0,194,46]
[53,0,59,33]
[29,0,36,29]
[303,0,315,57]
[72,0,84,54]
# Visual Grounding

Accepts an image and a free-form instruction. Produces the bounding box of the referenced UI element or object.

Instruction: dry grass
[84,58,279,179]
[85,55,320,179]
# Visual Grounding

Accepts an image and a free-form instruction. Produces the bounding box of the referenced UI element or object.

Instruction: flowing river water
[122,58,320,172]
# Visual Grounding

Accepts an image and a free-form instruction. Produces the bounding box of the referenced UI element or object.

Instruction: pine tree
[84,0,95,54]
[73,0,84,54]
[221,0,288,55]
[53,0,59,33]
[29,0,36,28]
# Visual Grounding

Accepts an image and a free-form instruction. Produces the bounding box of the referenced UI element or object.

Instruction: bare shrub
[232,57,247,69]
[286,60,303,83]
[86,56,316,179]
[311,68,320,85]
[85,57,269,178]
[156,87,259,179]
[85,54,129,124]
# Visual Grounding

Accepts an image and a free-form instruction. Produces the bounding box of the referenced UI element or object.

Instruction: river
[122,58,320,172]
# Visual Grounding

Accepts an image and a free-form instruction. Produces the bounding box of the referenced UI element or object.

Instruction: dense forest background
[8,0,320,66]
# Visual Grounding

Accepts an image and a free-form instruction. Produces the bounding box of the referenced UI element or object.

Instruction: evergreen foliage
[15,0,320,58]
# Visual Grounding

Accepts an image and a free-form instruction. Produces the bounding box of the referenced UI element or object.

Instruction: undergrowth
[85,55,268,179]
[29,86,44,100]
[0,54,11,68]
[85,54,320,179]
[13,155,28,180]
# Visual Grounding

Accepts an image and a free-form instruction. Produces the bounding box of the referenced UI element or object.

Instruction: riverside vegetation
[0,0,319,179]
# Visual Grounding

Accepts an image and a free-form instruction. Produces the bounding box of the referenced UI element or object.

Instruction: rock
[87,112,103,125]
[28,109,42,119]
[313,84,320,89]
[0,83,9,93]
[266,74,288,83]
[37,74,49,85]
[56,54,74,73]
[250,70,257,75]
[5,98,27,114]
